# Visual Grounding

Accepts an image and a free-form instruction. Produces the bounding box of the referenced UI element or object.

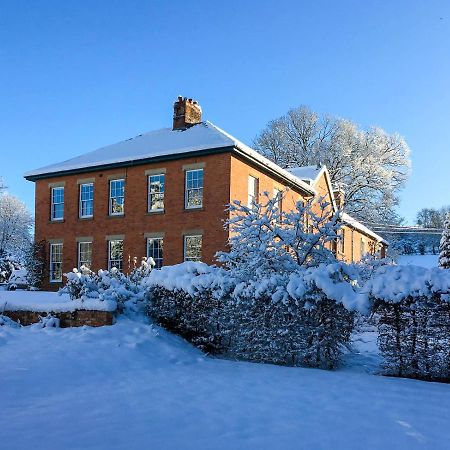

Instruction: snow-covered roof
[287,165,323,183]
[341,212,388,245]
[24,121,315,195]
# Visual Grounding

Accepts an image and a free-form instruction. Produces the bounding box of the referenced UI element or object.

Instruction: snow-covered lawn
[1,316,449,450]
[397,254,439,268]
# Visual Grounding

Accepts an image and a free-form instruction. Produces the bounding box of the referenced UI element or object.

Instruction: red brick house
[25,97,387,290]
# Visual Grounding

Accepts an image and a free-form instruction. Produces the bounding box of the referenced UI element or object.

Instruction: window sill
[78,216,94,221]
[184,206,204,212]
[49,280,63,284]
[146,210,165,216]
[48,220,65,224]
[107,214,125,219]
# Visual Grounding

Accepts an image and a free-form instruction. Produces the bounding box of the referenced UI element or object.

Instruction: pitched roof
[341,212,388,244]
[24,121,315,195]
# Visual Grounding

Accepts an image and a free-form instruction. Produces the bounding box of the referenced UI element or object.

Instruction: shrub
[61,257,154,311]
[145,262,361,369]
[366,265,450,381]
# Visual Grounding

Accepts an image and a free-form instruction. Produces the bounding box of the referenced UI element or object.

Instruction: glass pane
[109,240,123,270]
[79,242,92,268]
[147,238,163,268]
[148,174,165,211]
[186,170,203,208]
[50,244,63,281]
[110,180,125,214]
[51,187,64,220]
[184,235,202,262]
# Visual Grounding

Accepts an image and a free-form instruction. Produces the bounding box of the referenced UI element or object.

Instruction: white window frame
[148,174,165,213]
[185,169,204,209]
[78,241,93,269]
[109,179,125,216]
[49,243,63,282]
[79,183,94,218]
[248,176,259,209]
[108,239,124,271]
[360,238,366,258]
[51,186,64,221]
[146,237,164,268]
[184,235,202,262]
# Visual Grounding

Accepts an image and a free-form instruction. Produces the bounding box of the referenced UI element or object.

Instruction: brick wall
[229,154,309,212]
[35,152,232,290]
[3,310,114,327]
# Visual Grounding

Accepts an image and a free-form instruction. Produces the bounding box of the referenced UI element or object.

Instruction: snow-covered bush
[145,195,365,369]
[366,265,450,381]
[0,257,22,284]
[146,262,363,369]
[217,193,340,280]
[351,255,395,284]
[61,257,155,311]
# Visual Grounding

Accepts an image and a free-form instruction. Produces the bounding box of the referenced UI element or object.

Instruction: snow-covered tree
[24,240,46,288]
[217,192,341,280]
[439,214,450,269]
[0,193,33,260]
[254,106,410,223]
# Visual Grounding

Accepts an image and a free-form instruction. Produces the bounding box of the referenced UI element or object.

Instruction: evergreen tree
[439,214,450,269]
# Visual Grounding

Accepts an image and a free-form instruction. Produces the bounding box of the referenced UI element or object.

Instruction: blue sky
[1,0,449,224]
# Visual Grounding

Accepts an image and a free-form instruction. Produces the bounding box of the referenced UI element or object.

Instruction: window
[79,183,94,218]
[248,176,259,209]
[78,241,93,269]
[108,240,123,271]
[184,235,202,262]
[49,243,63,282]
[109,179,125,215]
[51,187,64,221]
[148,174,165,212]
[360,238,366,258]
[185,169,203,209]
[147,237,163,268]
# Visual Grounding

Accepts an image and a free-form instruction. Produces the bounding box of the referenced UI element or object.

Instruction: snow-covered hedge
[367,265,450,381]
[145,262,361,369]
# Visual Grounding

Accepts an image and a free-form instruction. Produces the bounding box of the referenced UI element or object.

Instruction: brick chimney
[173,96,202,130]
[333,188,345,210]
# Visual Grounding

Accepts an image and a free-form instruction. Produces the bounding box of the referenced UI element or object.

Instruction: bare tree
[254,106,411,223]
[416,206,450,228]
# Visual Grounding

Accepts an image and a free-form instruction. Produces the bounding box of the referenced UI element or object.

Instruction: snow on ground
[397,254,439,268]
[1,315,450,450]
[0,289,116,312]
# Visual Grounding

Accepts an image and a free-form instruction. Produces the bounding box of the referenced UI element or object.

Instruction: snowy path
[1,317,449,450]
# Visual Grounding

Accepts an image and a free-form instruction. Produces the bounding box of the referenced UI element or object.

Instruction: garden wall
[2,310,114,327]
